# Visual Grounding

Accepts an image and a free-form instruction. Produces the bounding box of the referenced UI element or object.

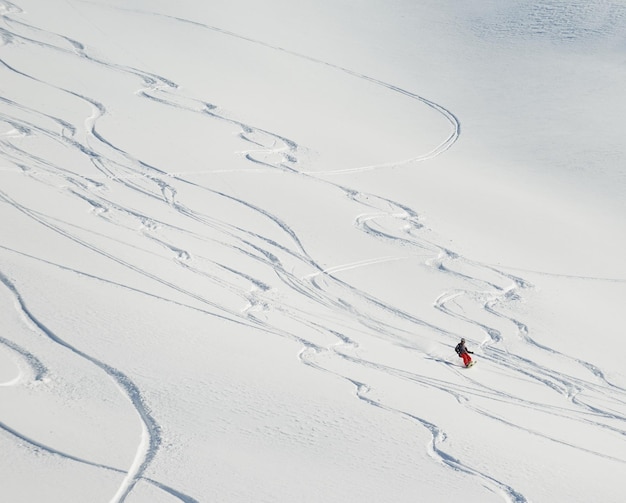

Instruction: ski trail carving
[0,417,198,503]
[0,6,523,500]
[2,3,625,502]
[299,350,530,503]
[0,273,160,503]
[106,5,461,173]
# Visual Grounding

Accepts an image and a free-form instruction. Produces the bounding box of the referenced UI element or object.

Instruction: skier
[455,338,474,367]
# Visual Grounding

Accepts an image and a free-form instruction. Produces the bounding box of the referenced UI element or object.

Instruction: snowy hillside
[1,1,625,502]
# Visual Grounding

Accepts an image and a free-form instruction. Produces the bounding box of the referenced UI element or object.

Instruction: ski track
[1,3,626,502]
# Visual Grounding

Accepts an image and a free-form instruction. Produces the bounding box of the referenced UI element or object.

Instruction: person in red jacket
[455,338,473,367]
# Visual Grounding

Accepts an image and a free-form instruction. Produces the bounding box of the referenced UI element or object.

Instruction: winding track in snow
[102,4,461,173]
[2,2,626,502]
[0,4,538,502]
[0,272,164,502]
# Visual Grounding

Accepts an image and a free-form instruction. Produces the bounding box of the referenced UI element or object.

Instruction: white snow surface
[1,1,626,502]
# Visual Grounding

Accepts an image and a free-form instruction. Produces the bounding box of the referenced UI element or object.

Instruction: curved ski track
[1,3,625,502]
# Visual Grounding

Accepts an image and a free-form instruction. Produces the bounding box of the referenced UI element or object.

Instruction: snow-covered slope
[1,1,625,502]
